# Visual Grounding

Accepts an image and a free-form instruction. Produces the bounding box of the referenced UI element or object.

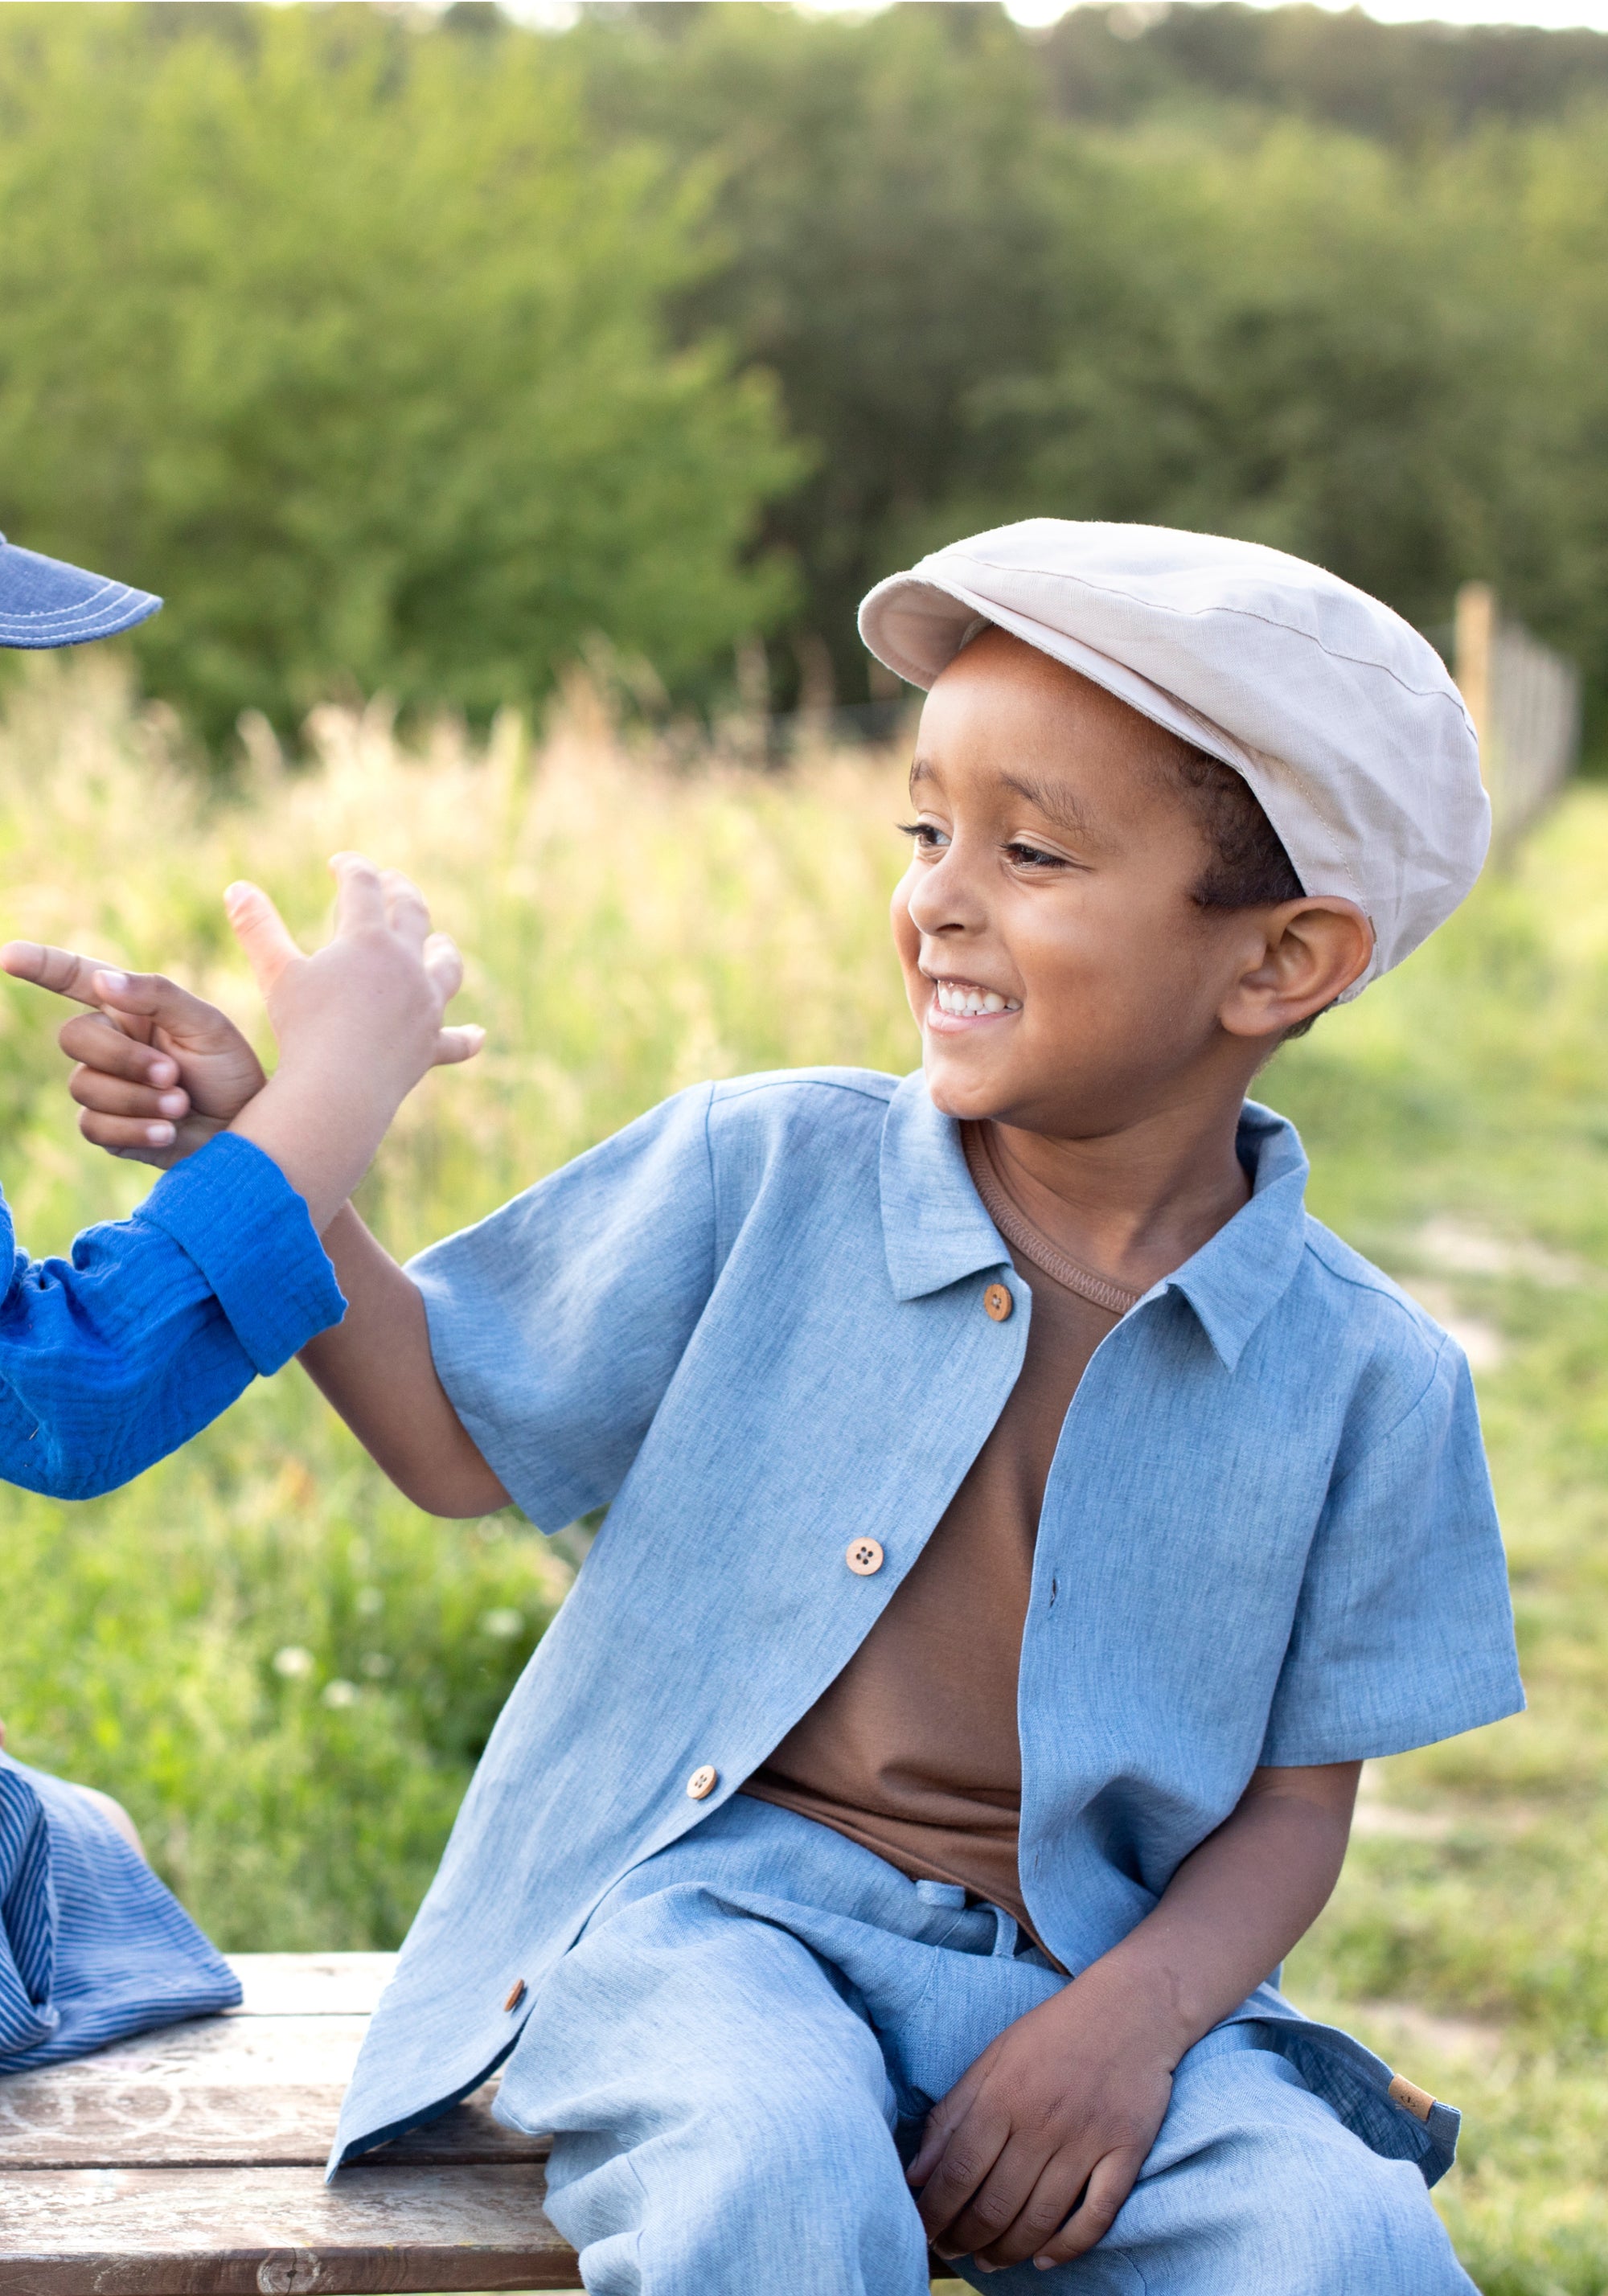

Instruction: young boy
[68,522,1520,2292]
[0,532,480,2066]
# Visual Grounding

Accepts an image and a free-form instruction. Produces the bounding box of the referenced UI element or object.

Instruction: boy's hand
[226,855,480,1094]
[224,853,482,1230]
[0,944,266,1169]
[909,1960,1175,2273]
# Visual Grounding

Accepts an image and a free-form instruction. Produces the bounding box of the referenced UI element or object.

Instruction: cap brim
[0,538,162,650]
[859,568,1263,780]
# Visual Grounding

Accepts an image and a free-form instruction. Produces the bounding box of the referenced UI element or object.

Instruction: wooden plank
[0,2015,545,2170]
[0,2163,579,2294]
[227,1957,399,2018]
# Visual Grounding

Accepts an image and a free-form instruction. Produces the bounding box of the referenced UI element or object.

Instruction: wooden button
[1388,2073,1434,2124]
[983,1282,1013,1322]
[846,1537,884,1576]
[686,1764,719,1801]
[503,1978,527,2013]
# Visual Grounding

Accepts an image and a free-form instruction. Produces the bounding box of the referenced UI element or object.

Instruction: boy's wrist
[1064,1940,1199,2072]
[229,1062,396,1234]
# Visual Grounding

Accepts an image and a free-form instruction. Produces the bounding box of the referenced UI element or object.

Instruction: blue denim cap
[0,534,162,649]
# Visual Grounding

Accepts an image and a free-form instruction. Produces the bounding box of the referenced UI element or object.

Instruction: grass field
[2,654,1606,2290]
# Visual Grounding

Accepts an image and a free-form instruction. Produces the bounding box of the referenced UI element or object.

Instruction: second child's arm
[297,1203,508,1518]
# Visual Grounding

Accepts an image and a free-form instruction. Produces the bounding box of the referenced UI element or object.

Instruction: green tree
[0,2,801,747]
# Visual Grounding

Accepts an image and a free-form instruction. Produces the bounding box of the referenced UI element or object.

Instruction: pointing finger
[1,941,127,1007]
[225,881,303,998]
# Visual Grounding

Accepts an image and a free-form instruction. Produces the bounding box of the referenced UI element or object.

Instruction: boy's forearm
[1081,1762,1360,2065]
[230,1067,397,1236]
[298,1204,508,1518]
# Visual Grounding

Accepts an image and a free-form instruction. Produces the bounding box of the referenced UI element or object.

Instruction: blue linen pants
[494,1798,1475,2296]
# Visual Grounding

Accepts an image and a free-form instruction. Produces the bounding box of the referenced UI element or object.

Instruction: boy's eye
[1004,841,1067,870]
[896,820,949,854]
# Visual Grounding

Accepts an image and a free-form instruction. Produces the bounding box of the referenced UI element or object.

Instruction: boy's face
[891,629,1294,1138]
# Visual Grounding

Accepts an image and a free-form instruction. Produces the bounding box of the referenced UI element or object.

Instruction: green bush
[0,3,800,747]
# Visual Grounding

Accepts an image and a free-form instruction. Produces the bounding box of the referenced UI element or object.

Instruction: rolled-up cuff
[137,1133,346,1375]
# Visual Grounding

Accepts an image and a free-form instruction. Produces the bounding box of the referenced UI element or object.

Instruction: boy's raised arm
[295,1203,510,1519]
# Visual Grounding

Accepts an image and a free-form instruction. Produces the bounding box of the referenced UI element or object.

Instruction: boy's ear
[1219,898,1373,1041]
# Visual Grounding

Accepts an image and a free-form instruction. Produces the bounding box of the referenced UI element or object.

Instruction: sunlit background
[2,5,1607,2287]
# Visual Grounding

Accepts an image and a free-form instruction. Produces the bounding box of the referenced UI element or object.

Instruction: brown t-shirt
[745,1125,1140,1945]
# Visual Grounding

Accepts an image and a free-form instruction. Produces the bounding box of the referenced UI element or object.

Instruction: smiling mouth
[927,976,1021,1019]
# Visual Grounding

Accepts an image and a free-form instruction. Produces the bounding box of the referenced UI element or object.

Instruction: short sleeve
[408,1084,718,1532]
[1260,1339,1524,1765]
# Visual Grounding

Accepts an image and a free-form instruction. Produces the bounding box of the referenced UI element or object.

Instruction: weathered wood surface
[0,1953,576,2295]
[0,2164,578,2294]
[0,2012,545,2168]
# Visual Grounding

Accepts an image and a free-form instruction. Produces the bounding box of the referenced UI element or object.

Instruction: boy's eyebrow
[999,771,1094,839]
[909,756,1091,835]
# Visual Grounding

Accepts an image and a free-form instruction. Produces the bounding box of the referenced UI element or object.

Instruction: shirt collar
[880,1076,1309,1371]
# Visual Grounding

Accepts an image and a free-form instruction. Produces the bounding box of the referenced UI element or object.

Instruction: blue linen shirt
[330,1068,1523,2172]
[0,1132,345,1500]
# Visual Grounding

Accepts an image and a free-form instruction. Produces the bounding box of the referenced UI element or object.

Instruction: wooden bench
[0,1954,580,2293]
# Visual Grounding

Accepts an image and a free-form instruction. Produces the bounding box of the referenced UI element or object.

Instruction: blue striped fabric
[0,1755,239,2071]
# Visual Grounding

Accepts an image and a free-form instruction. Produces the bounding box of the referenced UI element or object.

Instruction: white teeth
[933,981,1015,1018]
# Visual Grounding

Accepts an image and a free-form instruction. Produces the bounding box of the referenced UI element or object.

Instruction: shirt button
[846,1537,884,1576]
[983,1281,1013,1322]
[1388,2073,1434,2123]
[503,1978,527,2013]
[686,1765,719,1801]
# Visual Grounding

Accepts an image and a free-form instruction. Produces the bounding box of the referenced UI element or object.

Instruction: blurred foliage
[1,0,1605,750]
[0,2,800,748]
[5,658,1608,2280]
[574,2,1608,720]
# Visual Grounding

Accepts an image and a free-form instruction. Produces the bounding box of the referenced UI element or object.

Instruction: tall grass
[2,654,1608,2288]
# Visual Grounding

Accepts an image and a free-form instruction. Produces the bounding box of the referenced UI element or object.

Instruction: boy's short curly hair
[1159,741,1324,1039]
[1167,744,1305,912]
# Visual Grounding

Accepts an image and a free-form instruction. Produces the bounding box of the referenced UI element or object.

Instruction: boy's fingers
[329,851,387,934]
[381,869,431,952]
[1,941,126,1007]
[1032,2147,1141,2269]
[907,2085,978,2188]
[432,1023,485,1068]
[915,2105,1010,2243]
[58,1013,179,1089]
[423,931,465,1002]
[226,882,303,997]
[973,2152,1089,2271]
[933,2134,1051,2265]
[70,1066,190,1123]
